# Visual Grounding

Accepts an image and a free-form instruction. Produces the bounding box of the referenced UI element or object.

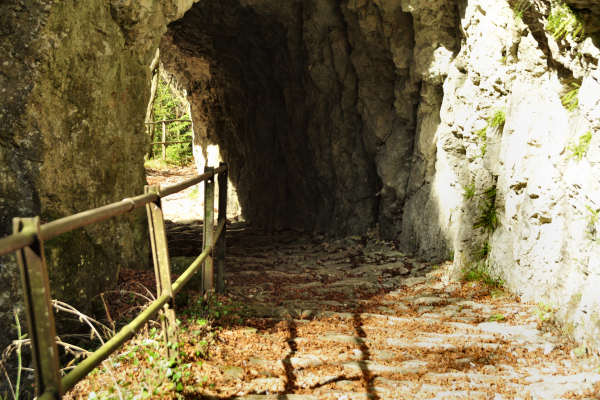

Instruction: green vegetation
[473,186,498,232]
[448,250,455,262]
[462,182,476,200]
[84,294,236,400]
[184,293,248,326]
[463,262,504,288]
[489,110,506,129]
[546,1,585,41]
[510,0,531,21]
[148,75,193,166]
[535,302,555,324]
[567,131,592,161]
[488,313,506,322]
[561,81,581,112]
[586,205,599,241]
[13,311,23,400]
[475,109,506,157]
[474,241,491,261]
[476,127,488,156]
[573,345,587,358]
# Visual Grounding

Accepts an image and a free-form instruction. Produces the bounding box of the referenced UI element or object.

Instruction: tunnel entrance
[157,0,394,235]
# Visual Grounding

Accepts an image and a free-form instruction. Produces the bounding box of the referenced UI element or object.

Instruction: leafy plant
[488,313,506,322]
[188,186,200,200]
[476,126,487,141]
[476,127,488,156]
[475,109,505,157]
[535,302,555,323]
[463,183,476,200]
[567,131,592,161]
[166,360,192,392]
[463,262,504,288]
[448,250,455,262]
[184,293,247,326]
[546,1,585,41]
[473,186,498,232]
[511,0,531,21]
[561,81,581,112]
[488,110,506,129]
[475,241,491,261]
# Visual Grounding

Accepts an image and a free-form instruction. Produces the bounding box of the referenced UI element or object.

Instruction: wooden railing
[0,164,228,400]
[145,119,192,160]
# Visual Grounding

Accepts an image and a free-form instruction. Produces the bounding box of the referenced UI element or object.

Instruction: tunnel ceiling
[160,0,421,235]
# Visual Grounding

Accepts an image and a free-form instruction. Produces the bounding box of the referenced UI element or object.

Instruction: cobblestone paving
[211,231,600,400]
[66,226,600,400]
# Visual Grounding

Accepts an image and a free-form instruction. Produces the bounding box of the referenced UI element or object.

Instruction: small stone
[223,365,245,380]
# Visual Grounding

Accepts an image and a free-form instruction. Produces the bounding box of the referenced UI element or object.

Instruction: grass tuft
[463,183,477,200]
[473,186,498,232]
[561,81,581,112]
[488,110,506,129]
[463,262,504,288]
[546,1,585,41]
[567,131,592,161]
[510,0,531,21]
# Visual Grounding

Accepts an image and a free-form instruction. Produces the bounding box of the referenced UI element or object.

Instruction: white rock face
[401,0,600,350]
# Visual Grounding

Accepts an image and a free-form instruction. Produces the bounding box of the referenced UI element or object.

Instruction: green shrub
[488,110,506,129]
[561,81,581,112]
[568,131,592,161]
[535,302,555,323]
[476,127,488,156]
[546,1,585,41]
[475,109,505,157]
[463,183,476,200]
[510,0,531,21]
[473,186,499,232]
[474,241,491,261]
[463,262,504,288]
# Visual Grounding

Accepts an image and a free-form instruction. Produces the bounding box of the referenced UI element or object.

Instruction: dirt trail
[66,169,600,400]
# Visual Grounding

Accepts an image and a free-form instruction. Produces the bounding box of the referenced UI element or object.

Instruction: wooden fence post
[216,163,228,293]
[161,121,167,160]
[202,167,215,293]
[13,217,62,398]
[145,186,177,358]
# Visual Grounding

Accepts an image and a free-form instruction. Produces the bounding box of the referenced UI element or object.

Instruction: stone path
[65,167,600,399]
[67,228,600,399]
[173,230,599,400]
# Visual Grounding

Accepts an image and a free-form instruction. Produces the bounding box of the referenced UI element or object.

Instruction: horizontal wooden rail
[158,164,226,197]
[0,166,225,257]
[11,163,228,400]
[56,221,224,394]
[151,140,192,145]
[144,119,191,125]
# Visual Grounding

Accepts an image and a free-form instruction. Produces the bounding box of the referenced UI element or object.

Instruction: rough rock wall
[405,0,600,351]
[161,0,419,234]
[163,0,600,350]
[0,0,196,355]
[1,0,599,363]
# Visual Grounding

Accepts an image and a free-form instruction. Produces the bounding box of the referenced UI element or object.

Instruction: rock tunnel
[159,0,403,236]
[1,0,600,363]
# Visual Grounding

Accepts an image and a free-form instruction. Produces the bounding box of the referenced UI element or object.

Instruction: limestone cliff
[160,0,600,351]
[0,0,197,353]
